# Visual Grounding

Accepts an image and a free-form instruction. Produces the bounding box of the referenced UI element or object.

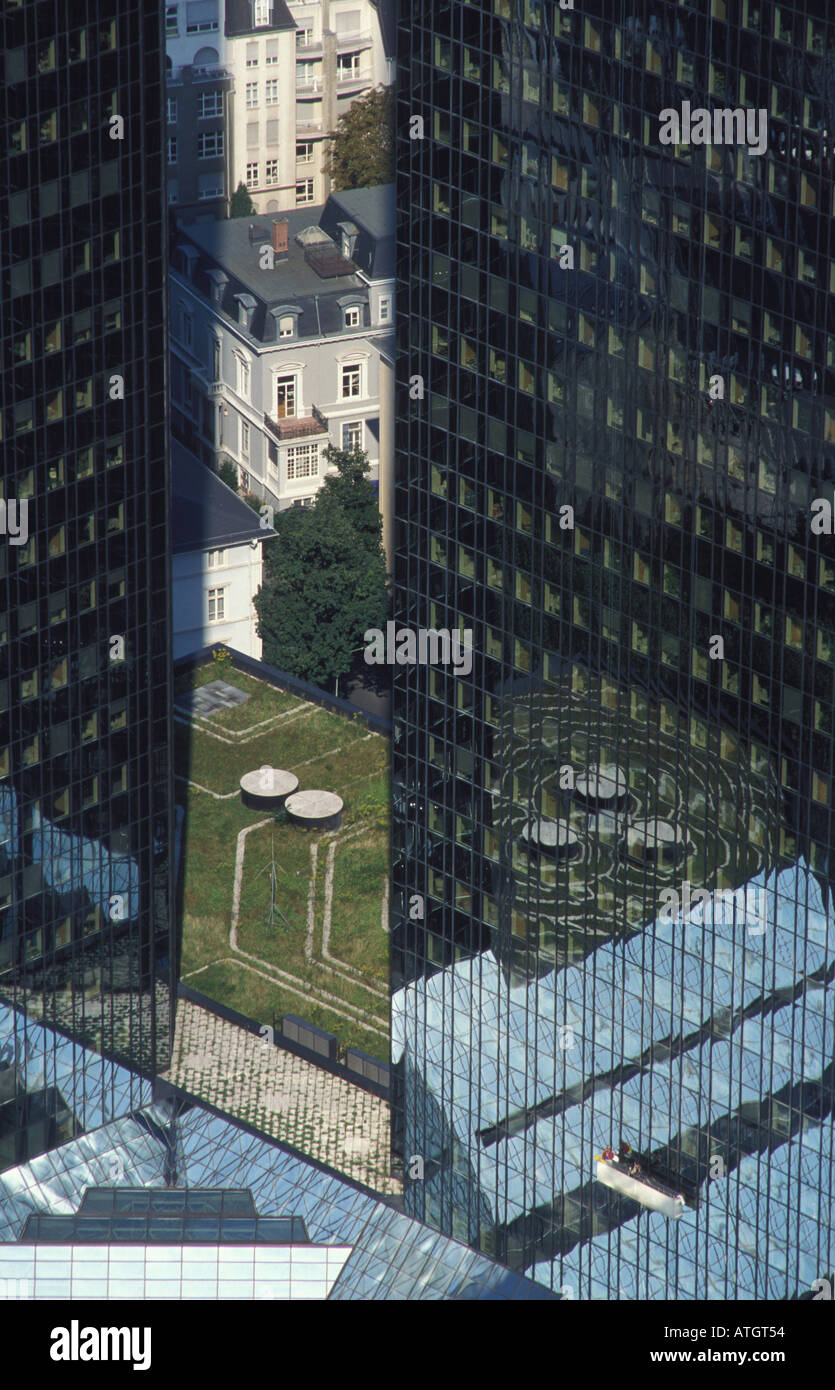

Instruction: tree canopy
[325,86,394,191]
[229,181,255,218]
[254,446,387,688]
[216,458,239,491]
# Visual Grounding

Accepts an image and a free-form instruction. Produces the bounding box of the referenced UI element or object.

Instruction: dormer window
[254,0,270,25]
[338,221,358,260]
[338,295,365,330]
[178,245,200,280]
[271,305,301,340]
[206,268,228,304]
[235,293,257,332]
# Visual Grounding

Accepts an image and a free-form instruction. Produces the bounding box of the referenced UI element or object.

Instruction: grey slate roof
[174,189,394,345]
[319,185,395,280]
[172,440,272,553]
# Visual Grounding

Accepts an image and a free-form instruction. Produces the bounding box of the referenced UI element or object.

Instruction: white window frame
[245,42,258,67]
[186,2,219,34]
[241,419,250,457]
[296,140,314,164]
[275,373,298,418]
[254,0,270,25]
[286,443,319,480]
[265,39,279,64]
[342,419,363,452]
[344,305,361,328]
[234,354,251,400]
[245,160,258,187]
[166,98,178,123]
[207,587,226,622]
[167,136,178,163]
[197,130,224,159]
[379,294,392,323]
[198,91,223,119]
[340,362,362,399]
[265,159,279,186]
[265,78,279,105]
[295,178,314,205]
[165,6,179,36]
[278,315,295,338]
[245,82,258,109]
[337,51,361,79]
[207,548,226,569]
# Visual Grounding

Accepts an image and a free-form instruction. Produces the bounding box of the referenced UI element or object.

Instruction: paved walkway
[163,998,401,1197]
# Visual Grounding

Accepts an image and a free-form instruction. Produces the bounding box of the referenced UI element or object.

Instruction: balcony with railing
[295,76,323,96]
[335,66,371,90]
[263,404,329,441]
[335,29,373,49]
[167,63,232,86]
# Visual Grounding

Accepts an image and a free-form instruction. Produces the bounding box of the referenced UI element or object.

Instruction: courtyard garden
[174,661,389,1061]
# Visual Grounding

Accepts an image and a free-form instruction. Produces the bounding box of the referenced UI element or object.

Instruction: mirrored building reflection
[1,1,174,1169]
[392,0,835,1296]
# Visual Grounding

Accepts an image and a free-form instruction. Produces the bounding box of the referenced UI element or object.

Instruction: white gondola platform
[595,1158,685,1218]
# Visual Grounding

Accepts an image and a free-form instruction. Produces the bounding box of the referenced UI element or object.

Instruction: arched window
[194,46,219,65]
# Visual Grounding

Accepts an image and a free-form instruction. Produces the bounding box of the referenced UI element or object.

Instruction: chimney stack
[272,218,289,256]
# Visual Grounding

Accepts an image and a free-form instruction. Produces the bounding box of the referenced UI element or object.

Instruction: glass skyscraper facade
[392,0,835,1298]
[1,0,174,1171]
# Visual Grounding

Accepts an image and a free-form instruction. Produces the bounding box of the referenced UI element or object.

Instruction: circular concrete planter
[285,789,344,831]
[240,768,299,811]
[574,763,627,809]
[624,817,682,866]
[520,818,580,860]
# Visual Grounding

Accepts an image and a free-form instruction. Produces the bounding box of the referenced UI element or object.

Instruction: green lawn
[175,663,303,731]
[177,663,390,1062]
[328,832,389,980]
[186,956,386,1059]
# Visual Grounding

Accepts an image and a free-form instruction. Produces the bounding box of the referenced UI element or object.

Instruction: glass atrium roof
[0,1001,552,1299]
[393,857,835,1299]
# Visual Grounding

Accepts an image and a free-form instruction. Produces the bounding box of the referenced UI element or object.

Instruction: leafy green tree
[317,444,382,545]
[229,181,255,218]
[254,448,387,687]
[216,459,239,491]
[325,87,394,191]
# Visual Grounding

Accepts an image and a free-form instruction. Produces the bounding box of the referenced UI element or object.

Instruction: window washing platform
[595,1156,688,1219]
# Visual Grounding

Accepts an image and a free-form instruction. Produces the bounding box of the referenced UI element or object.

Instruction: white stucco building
[172,440,275,659]
[165,0,394,220]
[170,185,394,518]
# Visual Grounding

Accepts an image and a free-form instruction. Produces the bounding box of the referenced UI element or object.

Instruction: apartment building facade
[166,0,394,221]
[170,186,395,510]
